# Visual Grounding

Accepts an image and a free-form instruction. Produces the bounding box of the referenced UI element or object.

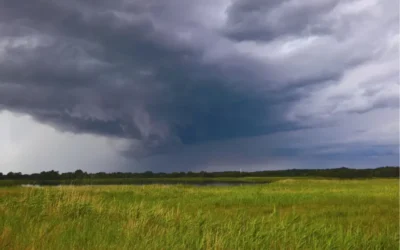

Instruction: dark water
[21,181,269,187]
[128,181,266,186]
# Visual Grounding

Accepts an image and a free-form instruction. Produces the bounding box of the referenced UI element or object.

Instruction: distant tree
[37,170,59,180]
[6,172,22,179]
[199,171,206,177]
[143,171,153,177]
[74,169,86,179]
[0,166,399,182]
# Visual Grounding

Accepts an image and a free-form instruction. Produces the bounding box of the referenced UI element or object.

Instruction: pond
[20,180,269,187]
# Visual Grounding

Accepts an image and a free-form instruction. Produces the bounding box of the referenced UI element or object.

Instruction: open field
[0,179,398,249]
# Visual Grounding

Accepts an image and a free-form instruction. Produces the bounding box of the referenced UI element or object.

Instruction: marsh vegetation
[0,179,398,249]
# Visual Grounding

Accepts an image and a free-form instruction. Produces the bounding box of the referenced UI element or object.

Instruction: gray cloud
[224,0,339,41]
[0,0,398,170]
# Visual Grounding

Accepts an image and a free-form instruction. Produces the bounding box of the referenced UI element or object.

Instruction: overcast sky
[0,0,398,173]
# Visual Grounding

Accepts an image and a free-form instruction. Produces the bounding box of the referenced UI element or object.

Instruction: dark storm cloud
[0,0,301,158]
[0,0,398,165]
[224,0,339,41]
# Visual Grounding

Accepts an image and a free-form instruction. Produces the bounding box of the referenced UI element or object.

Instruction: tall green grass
[0,179,398,249]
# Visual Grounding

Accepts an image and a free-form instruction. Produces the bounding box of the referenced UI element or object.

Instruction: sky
[0,0,399,174]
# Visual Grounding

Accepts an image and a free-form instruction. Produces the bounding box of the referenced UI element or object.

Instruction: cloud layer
[0,0,398,172]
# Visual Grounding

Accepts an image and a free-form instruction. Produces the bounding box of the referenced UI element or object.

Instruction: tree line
[1,166,398,180]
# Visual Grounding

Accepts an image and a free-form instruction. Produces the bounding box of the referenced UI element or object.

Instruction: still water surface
[21,181,269,187]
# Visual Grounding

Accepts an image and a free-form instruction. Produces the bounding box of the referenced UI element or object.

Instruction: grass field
[0,179,398,249]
